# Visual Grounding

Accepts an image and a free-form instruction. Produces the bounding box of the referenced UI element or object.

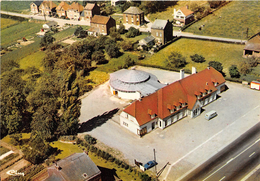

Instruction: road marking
[219,176,226,181]
[226,158,233,164]
[241,164,260,181]
[163,130,224,180]
[255,138,260,143]
[202,139,259,181]
[249,152,255,157]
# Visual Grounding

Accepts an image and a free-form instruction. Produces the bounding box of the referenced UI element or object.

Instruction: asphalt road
[184,122,260,181]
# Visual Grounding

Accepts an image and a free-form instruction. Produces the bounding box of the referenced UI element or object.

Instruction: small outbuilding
[109,68,165,100]
[243,34,260,57]
[250,81,260,90]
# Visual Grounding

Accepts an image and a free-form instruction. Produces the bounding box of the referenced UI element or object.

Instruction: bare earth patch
[62,39,76,45]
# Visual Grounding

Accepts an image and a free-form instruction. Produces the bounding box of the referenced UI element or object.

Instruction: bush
[139,172,151,181]
[190,54,206,63]
[108,156,115,162]
[165,52,187,68]
[121,40,133,51]
[126,27,140,38]
[84,134,97,144]
[208,61,223,73]
[229,65,240,78]
[118,24,125,34]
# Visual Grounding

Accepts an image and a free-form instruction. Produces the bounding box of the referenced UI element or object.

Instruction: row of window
[156,32,162,37]
[176,15,185,19]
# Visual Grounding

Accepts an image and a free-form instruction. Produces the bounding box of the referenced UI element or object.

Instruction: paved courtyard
[78,66,260,180]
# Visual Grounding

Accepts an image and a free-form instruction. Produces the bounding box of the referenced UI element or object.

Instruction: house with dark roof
[138,36,155,50]
[34,152,102,181]
[173,6,194,26]
[56,1,70,18]
[120,67,226,136]
[243,34,260,57]
[151,19,173,45]
[39,0,57,16]
[30,1,43,14]
[88,15,116,36]
[67,2,84,20]
[123,6,144,27]
[81,3,100,21]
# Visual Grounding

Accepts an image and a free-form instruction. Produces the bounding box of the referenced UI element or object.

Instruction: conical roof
[117,69,150,83]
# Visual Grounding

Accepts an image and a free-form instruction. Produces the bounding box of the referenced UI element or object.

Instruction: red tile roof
[56,1,69,11]
[84,3,96,10]
[69,2,84,12]
[123,67,225,126]
[179,6,194,16]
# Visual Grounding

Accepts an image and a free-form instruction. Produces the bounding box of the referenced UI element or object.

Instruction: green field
[139,38,245,74]
[53,26,80,41]
[1,21,43,47]
[19,51,45,71]
[185,1,260,39]
[1,18,19,30]
[1,1,32,13]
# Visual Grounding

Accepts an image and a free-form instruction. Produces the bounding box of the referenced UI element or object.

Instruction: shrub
[165,52,187,68]
[126,27,140,38]
[108,156,115,162]
[190,54,206,63]
[139,172,151,181]
[208,61,223,73]
[229,65,240,78]
[121,40,133,51]
[84,134,97,144]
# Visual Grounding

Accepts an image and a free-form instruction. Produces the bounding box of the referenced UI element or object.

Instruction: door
[152,122,155,130]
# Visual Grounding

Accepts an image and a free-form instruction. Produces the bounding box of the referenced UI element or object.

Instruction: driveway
[78,66,260,180]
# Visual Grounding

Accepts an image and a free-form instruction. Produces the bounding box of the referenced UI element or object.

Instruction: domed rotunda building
[109,68,165,100]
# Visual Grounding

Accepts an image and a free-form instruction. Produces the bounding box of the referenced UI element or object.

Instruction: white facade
[110,86,141,100]
[250,81,260,90]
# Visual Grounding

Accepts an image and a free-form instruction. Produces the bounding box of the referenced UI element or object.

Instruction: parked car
[144,160,157,170]
[205,110,217,120]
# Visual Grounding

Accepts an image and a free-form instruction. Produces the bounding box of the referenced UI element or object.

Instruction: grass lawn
[97,52,139,73]
[1,21,44,47]
[122,33,150,43]
[185,1,260,39]
[1,18,19,30]
[19,51,45,71]
[86,70,109,87]
[139,38,245,74]
[51,141,83,160]
[53,26,79,42]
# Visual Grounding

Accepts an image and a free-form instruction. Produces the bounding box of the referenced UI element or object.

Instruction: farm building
[109,68,165,100]
[250,81,260,90]
[120,67,226,136]
[243,34,260,57]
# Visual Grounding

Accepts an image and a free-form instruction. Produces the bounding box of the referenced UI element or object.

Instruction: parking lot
[78,66,260,180]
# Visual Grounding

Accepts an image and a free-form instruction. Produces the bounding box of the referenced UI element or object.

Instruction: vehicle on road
[144,160,157,170]
[205,110,217,120]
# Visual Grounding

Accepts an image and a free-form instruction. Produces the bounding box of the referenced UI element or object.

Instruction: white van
[205,110,217,120]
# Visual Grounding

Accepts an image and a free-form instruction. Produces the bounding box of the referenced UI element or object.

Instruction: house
[56,1,70,18]
[138,36,155,50]
[120,67,226,136]
[42,21,58,31]
[173,6,194,26]
[33,152,102,181]
[243,34,260,57]
[88,15,116,36]
[250,81,260,90]
[111,0,125,6]
[109,68,165,100]
[66,2,84,20]
[151,19,173,45]
[81,3,100,21]
[39,0,57,16]
[123,6,144,27]
[30,1,43,14]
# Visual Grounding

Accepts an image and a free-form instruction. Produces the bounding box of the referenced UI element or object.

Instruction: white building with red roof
[120,67,226,136]
[173,5,194,26]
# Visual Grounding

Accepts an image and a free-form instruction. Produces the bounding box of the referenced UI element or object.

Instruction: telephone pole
[154,148,157,175]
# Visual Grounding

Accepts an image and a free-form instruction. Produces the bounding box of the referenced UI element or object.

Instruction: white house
[173,6,194,26]
[120,67,226,136]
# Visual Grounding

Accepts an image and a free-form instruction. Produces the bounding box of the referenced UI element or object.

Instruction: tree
[126,27,140,38]
[190,54,206,63]
[239,60,251,75]
[105,43,121,58]
[208,61,223,73]
[91,50,107,64]
[40,32,55,48]
[74,26,86,38]
[229,65,240,78]
[118,23,125,34]
[165,52,187,68]
[208,1,223,8]
[123,56,135,68]
[120,40,133,51]
[109,27,122,41]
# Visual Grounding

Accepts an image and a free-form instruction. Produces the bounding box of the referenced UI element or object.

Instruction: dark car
[144,160,157,170]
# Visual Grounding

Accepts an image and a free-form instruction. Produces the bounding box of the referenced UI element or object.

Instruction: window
[156,32,158,36]
[125,114,128,119]
[176,15,179,18]
[160,33,162,37]
[137,16,139,21]
[181,16,184,19]
[123,122,128,127]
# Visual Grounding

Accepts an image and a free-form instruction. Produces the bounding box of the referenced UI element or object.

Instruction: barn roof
[179,6,194,16]
[244,34,260,51]
[91,15,112,24]
[123,6,143,14]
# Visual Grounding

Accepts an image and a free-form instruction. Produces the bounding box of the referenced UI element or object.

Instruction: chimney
[192,67,197,74]
[186,5,189,9]
[173,8,176,15]
[207,66,210,70]
[180,69,184,79]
